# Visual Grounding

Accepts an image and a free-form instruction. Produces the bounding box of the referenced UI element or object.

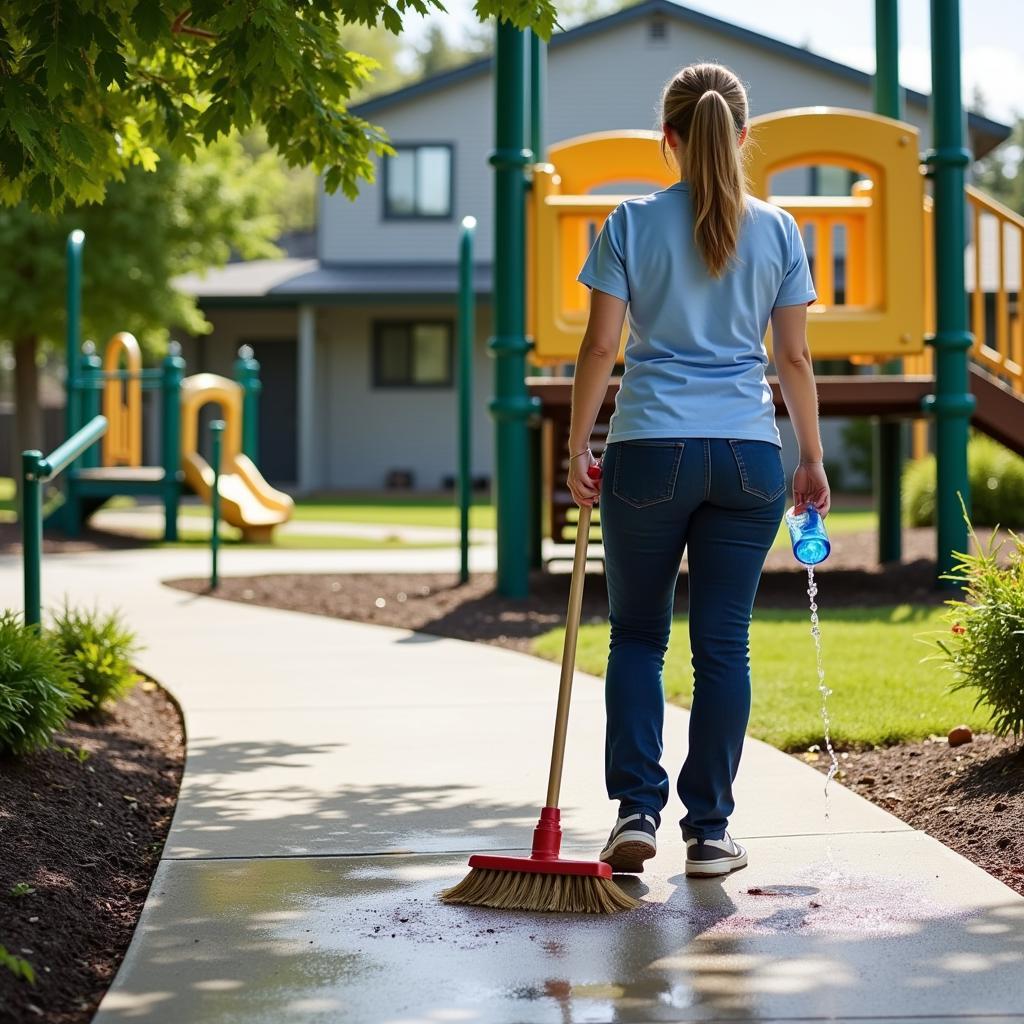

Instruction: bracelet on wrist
[799,458,824,466]
[569,447,591,461]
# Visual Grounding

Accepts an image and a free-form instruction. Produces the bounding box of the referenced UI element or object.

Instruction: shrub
[904,434,1024,529]
[0,611,86,756]
[920,511,1024,740]
[0,944,35,985]
[49,604,141,711]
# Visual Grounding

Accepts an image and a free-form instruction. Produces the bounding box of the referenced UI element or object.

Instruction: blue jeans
[599,437,787,841]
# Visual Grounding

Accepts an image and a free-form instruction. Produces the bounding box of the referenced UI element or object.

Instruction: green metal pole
[161,342,185,543]
[65,230,84,440]
[210,420,224,590]
[79,342,102,470]
[527,29,546,573]
[458,216,476,585]
[234,345,262,464]
[923,0,974,584]
[490,19,539,599]
[872,0,905,563]
[21,451,44,627]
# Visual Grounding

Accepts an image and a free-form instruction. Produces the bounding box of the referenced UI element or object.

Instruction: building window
[373,321,454,388]
[648,18,668,43]
[383,145,453,219]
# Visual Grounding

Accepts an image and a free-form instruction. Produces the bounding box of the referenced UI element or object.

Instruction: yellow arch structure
[180,373,293,542]
[101,332,143,467]
[527,107,927,364]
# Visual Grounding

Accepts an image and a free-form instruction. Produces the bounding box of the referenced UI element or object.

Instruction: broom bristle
[440,867,640,913]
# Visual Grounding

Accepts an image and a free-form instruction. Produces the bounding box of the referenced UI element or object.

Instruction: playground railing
[21,415,108,626]
[906,185,1024,397]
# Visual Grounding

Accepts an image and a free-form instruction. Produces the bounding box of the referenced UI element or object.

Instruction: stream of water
[807,566,839,817]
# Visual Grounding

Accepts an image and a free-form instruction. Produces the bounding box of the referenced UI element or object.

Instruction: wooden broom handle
[545,468,598,808]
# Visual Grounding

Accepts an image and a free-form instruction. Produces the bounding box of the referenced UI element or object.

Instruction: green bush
[921,514,1024,740]
[904,434,1024,529]
[0,611,86,756]
[49,605,141,711]
[0,944,35,985]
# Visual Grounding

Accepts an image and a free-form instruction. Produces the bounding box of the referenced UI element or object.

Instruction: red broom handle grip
[545,462,601,808]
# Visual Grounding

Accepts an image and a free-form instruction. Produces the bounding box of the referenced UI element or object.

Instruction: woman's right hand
[567,449,601,508]
[792,461,831,517]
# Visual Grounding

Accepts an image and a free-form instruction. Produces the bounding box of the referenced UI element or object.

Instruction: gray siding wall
[320,13,939,264]
[186,305,496,492]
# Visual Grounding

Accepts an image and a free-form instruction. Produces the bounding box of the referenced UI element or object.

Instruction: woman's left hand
[567,449,602,508]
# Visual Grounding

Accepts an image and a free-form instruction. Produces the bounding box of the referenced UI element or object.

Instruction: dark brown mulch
[0,682,185,1024]
[807,734,1024,896]
[0,522,146,555]
[167,527,969,654]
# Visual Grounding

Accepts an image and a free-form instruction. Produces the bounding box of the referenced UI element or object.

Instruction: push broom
[440,465,639,914]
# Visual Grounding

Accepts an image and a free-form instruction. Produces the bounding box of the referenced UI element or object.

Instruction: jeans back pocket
[728,439,786,501]
[611,440,684,509]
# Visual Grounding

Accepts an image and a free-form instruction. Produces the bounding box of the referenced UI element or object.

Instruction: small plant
[49,604,141,711]
[904,434,1024,529]
[0,944,35,985]
[57,743,91,763]
[0,611,86,756]
[9,883,36,898]
[920,499,1024,741]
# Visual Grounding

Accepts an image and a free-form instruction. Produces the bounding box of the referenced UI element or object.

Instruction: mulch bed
[167,527,969,654]
[808,735,1023,896]
[167,524,1022,898]
[0,682,185,1024]
[0,522,146,555]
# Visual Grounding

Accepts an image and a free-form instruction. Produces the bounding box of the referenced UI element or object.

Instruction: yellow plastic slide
[180,373,294,542]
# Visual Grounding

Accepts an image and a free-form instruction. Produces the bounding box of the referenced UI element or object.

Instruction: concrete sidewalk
[2,549,1021,1023]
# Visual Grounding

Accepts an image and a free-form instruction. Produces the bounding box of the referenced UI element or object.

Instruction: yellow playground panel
[101,332,143,467]
[180,373,294,543]
[527,107,926,364]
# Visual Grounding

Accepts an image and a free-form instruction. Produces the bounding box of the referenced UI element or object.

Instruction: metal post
[872,0,905,563]
[458,217,476,584]
[923,0,974,583]
[21,451,44,627]
[65,230,84,440]
[79,342,102,469]
[210,420,224,590]
[234,345,262,464]
[161,342,185,543]
[490,19,539,598]
[528,29,546,572]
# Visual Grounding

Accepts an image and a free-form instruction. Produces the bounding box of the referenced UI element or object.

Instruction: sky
[398,0,1024,125]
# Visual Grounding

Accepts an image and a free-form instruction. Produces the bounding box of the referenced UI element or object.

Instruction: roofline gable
[350,0,1011,141]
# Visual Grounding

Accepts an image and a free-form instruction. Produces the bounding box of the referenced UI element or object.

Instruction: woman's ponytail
[661,63,749,279]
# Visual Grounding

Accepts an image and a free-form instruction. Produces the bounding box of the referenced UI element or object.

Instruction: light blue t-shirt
[577,181,817,447]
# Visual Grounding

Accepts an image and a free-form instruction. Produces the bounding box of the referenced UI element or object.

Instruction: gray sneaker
[685,830,748,877]
[599,812,657,873]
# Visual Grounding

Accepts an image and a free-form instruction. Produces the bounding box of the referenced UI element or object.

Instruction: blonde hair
[660,62,749,279]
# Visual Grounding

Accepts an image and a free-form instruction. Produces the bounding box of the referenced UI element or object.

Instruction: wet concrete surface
[96,832,1024,1024]
[2,552,1018,1024]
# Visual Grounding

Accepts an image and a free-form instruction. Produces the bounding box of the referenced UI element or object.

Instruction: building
[174,0,1013,493]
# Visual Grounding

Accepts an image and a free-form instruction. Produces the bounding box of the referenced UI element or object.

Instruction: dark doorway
[241,338,298,484]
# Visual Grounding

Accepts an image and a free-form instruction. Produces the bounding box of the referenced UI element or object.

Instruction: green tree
[0,1,557,212]
[0,137,283,464]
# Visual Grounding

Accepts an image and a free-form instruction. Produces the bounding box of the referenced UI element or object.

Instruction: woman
[567,62,830,879]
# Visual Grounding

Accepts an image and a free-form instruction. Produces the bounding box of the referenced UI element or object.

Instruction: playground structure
[49,231,293,542]
[523,113,1024,543]
[481,3,1023,596]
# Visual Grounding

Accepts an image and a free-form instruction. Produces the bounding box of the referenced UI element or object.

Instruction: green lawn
[177,495,497,530]
[534,604,992,751]
[155,527,458,551]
